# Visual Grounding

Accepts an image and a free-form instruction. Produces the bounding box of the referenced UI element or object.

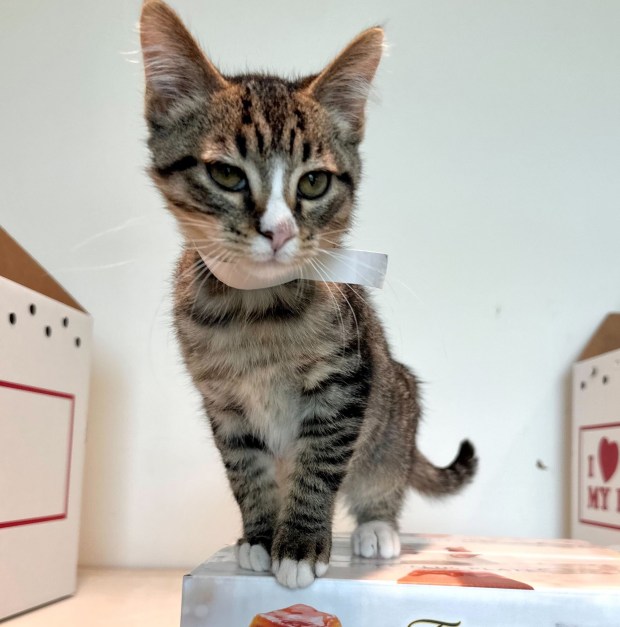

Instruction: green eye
[207,162,247,191]
[297,171,331,200]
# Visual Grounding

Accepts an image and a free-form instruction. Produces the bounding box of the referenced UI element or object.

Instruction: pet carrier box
[180,533,620,626]
[571,314,620,547]
[0,228,92,620]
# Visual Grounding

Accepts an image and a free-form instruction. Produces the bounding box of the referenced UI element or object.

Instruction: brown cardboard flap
[0,228,86,313]
[579,314,620,361]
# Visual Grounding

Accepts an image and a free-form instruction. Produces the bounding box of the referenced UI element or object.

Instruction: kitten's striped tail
[410,440,478,497]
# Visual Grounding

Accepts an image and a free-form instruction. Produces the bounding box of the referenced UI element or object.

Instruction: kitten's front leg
[209,410,279,573]
[271,411,361,588]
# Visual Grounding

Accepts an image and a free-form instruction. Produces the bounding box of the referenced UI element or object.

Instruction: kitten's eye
[297,171,331,200]
[207,162,247,192]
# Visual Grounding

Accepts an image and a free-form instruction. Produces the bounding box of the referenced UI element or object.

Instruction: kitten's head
[140,1,383,271]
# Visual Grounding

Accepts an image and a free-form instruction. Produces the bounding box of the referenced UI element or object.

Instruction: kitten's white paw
[352,521,401,559]
[271,558,328,588]
[314,561,329,577]
[236,542,271,572]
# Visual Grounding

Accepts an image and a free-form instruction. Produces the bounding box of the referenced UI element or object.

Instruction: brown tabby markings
[140,0,477,589]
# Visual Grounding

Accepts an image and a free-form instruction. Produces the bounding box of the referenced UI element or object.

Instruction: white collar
[199,249,387,291]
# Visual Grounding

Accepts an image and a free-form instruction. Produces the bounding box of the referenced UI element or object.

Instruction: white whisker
[72,216,148,250]
[315,257,361,358]
[309,258,347,356]
[57,259,135,272]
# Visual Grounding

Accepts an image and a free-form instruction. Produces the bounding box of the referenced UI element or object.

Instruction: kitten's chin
[248,250,306,268]
[202,254,306,290]
[243,257,305,277]
[252,257,300,268]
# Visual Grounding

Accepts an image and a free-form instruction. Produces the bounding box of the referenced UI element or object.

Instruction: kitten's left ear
[307,27,385,140]
[140,0,227,120]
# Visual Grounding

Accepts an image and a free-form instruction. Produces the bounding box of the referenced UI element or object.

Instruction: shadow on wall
[561,368,573,538]
[79,344,133,566]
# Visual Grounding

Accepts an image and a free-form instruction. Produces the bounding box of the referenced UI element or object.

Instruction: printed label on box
[579,422,620,530]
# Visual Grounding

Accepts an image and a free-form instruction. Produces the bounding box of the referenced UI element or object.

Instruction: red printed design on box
[0,379,75,530]
[249,604,342,627]
[579,423,620,531]
[398,568,534,589]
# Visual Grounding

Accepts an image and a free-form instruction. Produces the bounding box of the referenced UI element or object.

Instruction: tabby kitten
[140,1,477,589]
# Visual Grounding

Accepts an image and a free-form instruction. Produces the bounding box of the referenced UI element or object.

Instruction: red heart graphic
[598,437,619,483]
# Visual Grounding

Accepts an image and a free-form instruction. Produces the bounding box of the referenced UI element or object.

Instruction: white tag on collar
[199,249,388,291]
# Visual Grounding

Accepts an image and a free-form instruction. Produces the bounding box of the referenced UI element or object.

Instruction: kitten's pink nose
[262,222,295,252]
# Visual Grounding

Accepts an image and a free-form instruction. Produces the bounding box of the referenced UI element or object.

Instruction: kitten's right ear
[140,0,226,120]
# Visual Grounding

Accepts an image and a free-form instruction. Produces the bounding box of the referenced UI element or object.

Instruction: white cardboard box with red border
[571,314,620,546]
[0,228,92,620]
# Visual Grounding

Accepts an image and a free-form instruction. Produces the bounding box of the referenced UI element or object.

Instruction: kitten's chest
[233,368,301,455]
[198,325,308,454]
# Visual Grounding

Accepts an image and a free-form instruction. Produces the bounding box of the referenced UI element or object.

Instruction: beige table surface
[5,568,188,627]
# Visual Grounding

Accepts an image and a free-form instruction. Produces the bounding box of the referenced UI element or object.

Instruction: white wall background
[1,0,619,568]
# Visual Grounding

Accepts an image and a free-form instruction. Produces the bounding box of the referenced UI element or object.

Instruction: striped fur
[140,1,477,589]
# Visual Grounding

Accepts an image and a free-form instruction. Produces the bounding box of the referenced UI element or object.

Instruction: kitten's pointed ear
[308,27,385,140]
[140,0,226,119]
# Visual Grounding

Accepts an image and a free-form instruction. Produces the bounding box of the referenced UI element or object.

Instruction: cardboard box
[572,314,620,546]
[180,534,620,626]
[0,228,92,620]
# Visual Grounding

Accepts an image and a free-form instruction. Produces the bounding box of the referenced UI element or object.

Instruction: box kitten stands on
[181,533,620,626]
[0,228,92,620]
